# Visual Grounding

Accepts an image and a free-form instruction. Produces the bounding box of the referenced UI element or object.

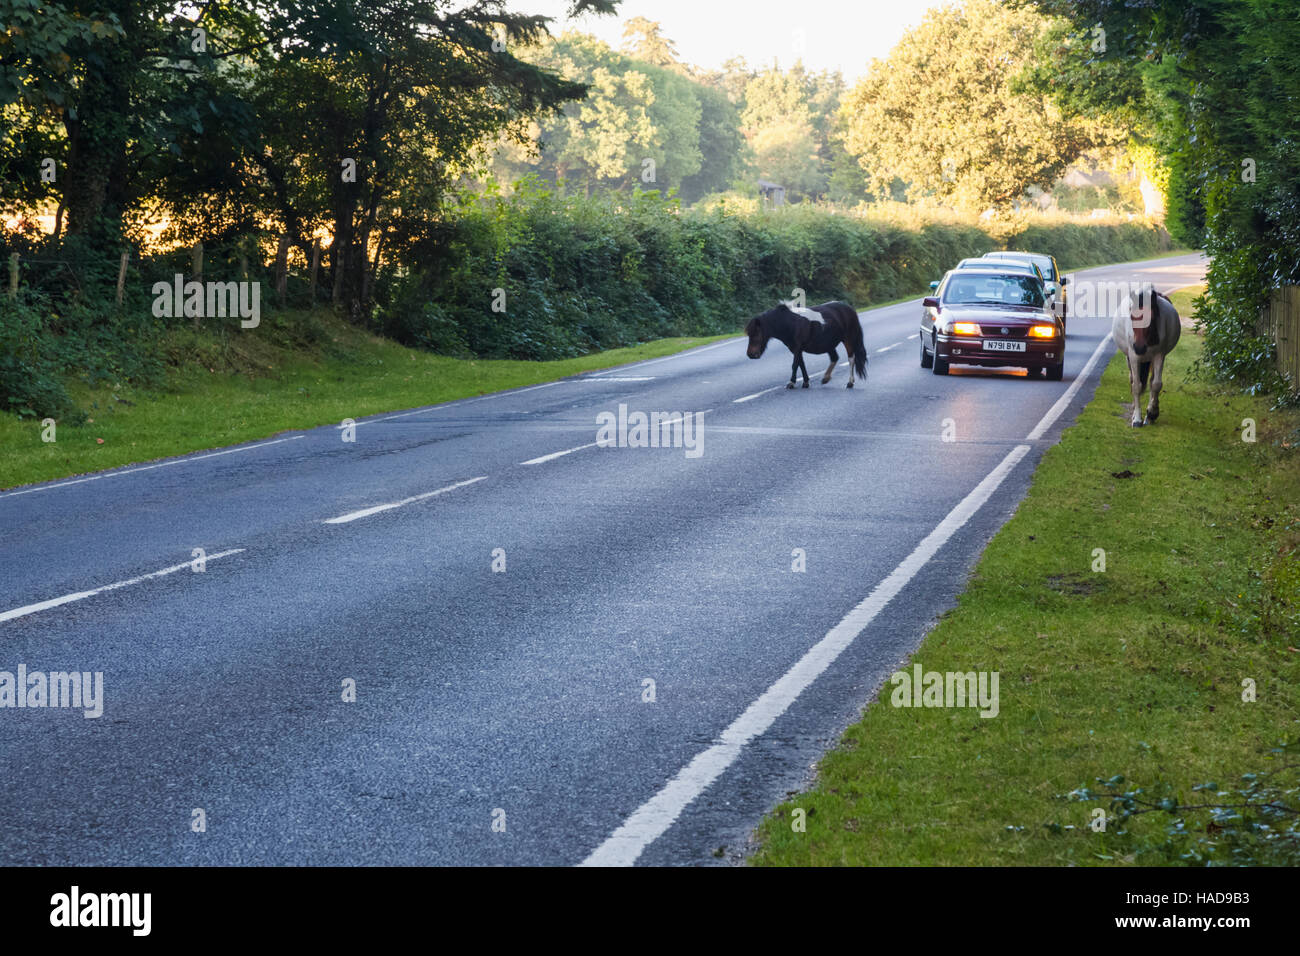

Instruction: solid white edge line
[0,548,246,624]
[875,342,901,353]
[323,476,487,524]
[579,442,1033,867]
[0,437,305,500]
[1025,333,1113,442]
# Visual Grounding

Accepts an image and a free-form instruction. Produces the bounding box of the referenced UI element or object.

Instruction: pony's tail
[851,314,868,378]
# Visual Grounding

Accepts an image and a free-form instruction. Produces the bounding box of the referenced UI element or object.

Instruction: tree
[841,0,1098,213]
[0,0,264,242]
[620,16,679,69]
[493,32,702,194]
[677,83,746,201]
[740,65,828,201]
[1017,0,1300,395]
[253,2,621,318]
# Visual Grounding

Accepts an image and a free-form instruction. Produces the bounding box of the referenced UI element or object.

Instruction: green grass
[751,283,1300,865]
[0,308,733,491]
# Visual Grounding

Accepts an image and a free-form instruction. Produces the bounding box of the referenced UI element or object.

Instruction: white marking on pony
[787,305,824,324]
[579,443,1032,867]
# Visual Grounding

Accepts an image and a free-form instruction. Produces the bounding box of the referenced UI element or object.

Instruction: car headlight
[950,321,982,335]
[1029,324,1057,338]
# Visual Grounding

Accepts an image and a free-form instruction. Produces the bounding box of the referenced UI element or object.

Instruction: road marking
[521,412,708,465]
[875,342,901,353]
[577,376,656,383]
[0,437,305,500]
[355,381,571,427]
[521,442,601,465]
[733,386,785,404]
[0,549,246,624]
[583,338,740,375]
[323,476,487,524]
[1025,333,1113,442]
[579,441,1033,866]
[907,333,919,339]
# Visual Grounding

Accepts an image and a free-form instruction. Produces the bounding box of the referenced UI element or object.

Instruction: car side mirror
[1060,277,1069,286]
[928,281,939,292]
[922,296,940,309]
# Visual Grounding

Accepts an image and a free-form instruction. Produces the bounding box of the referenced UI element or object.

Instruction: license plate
[983,339,1026,352]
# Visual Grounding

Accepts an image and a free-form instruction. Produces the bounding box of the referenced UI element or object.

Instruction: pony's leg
[798,353,811,388]
[1146,352,1166,423]
[846,345,856,388]
[788,353,799,389]
[1129,358,1145,427]
[822,347,838,384]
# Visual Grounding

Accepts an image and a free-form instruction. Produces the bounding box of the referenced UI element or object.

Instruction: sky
[522,0,948,81]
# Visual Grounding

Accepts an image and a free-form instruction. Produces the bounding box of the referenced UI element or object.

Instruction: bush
[379,185,1169,361]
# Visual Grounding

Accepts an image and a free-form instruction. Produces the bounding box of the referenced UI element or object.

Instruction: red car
[920,267,1065,380]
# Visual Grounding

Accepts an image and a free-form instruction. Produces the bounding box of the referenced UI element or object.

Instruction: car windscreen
[957,261,1032,276]
[986,253,1056,281]
[943,274,1045,307]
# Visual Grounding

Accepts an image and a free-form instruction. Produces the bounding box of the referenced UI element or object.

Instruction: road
[0,253,1207,866]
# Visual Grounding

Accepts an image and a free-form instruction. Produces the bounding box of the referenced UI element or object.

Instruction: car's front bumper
[936,334,1063,367]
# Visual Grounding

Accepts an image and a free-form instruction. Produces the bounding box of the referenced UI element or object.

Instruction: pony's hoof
[1131,419,1144,428]
[801,381,810,389]
[786,382,795,389]
[846,382,854,389]
[1147,411,1160,423]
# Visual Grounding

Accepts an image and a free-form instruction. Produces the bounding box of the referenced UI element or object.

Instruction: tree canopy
[841,0,1104,213]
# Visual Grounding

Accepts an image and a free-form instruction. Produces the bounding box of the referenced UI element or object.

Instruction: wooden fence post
[274,234,290,306]
[308,238,321,303]
[116,252,129,305]
[7,252,17,300]
[191,242,204,330]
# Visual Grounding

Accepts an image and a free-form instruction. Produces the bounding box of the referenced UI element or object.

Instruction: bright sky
[521,0,948,80]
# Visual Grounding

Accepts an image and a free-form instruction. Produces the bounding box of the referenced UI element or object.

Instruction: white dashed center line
[521,443,601,466]
[323,476,487,524]
[733,386,786,404]
[0,549,246,624]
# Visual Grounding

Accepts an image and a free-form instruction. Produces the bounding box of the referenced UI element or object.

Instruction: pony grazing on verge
[744,300,867,389]
[1112,283,1181,427]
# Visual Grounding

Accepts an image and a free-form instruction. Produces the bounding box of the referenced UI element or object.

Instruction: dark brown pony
[744,301,867,388]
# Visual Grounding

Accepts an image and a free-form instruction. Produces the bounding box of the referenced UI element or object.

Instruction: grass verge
[751,283,1300,865]
[0,308,733,491]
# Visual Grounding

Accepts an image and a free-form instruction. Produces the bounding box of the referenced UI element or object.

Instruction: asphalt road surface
[0,253,1207,866]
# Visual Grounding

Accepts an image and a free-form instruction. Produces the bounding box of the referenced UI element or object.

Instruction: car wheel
[920,338,933,369]
[931,338,949,376]
[1046,361,1064,381]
